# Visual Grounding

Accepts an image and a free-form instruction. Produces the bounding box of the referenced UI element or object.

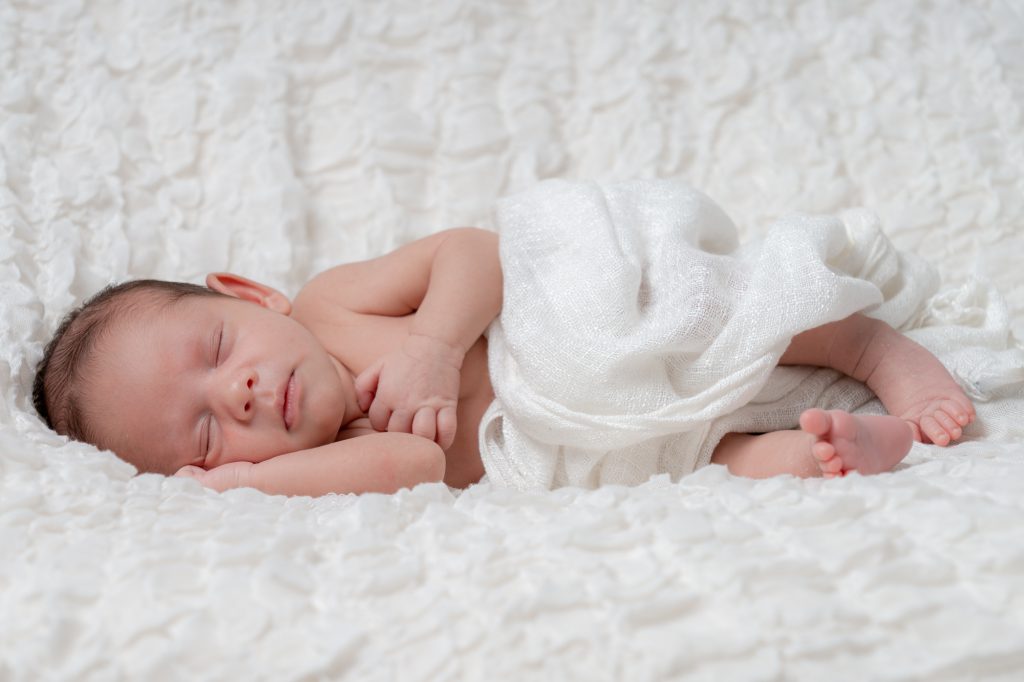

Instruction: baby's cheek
[226,431,291,464]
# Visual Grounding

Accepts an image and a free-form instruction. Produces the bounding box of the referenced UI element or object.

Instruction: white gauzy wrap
[478,179,942,491]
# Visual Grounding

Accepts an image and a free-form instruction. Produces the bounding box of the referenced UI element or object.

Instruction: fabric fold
[479,179,943,490]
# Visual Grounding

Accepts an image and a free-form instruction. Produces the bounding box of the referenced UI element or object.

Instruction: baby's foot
[862,325,976,446]
[799,408,913,478]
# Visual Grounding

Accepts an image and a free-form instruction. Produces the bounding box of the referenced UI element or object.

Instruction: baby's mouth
[282,372,296,430]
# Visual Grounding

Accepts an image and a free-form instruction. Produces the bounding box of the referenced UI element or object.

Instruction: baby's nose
[241,376,254,413]
[226,370,258,421]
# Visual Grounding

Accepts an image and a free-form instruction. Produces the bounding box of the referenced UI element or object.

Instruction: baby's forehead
[95,294,221,358]
[122,292,224,325]
[87,295,223,468]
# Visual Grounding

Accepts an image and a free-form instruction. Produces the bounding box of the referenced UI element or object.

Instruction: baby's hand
[174,461,254,492]
[355,334,462,450]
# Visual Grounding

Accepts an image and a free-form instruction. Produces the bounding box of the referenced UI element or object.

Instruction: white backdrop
[1,1,1023,680]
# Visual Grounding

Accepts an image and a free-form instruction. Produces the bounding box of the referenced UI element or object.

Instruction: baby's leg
[780,314,975,445]
[710,409,912,478]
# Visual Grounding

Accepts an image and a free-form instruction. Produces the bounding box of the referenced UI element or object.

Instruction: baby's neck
[329,355,365,429]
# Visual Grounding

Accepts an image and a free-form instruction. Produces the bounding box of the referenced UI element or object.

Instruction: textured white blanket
[482,179,1023,490]
[3,1,1024,680]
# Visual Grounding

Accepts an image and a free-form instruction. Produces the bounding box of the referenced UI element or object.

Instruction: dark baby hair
[32,279,225,446]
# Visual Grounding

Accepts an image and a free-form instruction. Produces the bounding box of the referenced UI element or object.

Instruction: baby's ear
[206,273,292,315]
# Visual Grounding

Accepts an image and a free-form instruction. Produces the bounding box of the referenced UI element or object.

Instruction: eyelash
[204,325,224,458]
[215,326,224,365]
[203,416,212,456]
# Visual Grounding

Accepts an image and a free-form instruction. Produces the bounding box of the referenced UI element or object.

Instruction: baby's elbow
[415,438,447,484]
[389,433,446,488]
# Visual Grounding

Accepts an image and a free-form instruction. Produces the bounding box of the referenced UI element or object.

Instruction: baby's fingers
[412,407,437,443]
[388,409,414,435]
[437,406,457,450]
[368,400,392,433]
[174,465,205,480]
[354,359,383,413]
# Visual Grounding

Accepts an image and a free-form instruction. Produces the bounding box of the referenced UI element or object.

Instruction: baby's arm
[301,227,502,448]
[371,228,502,445]
[177,432,445,497]
[405,227,502,358]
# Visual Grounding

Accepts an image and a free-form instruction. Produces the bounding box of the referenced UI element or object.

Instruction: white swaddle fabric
[479,179,948,491]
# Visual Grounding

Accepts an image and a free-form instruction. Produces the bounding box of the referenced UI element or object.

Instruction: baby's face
[85,294,349,474]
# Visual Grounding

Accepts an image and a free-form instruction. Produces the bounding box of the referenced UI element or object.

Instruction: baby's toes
[934,409,963,441]
[944,398,974,426]
[799,408,831,438]
[812,441,843,475]
[905,419,923,443]
[919,414,951,446]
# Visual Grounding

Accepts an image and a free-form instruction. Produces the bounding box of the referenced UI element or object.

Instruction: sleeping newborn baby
[32,181,976,496]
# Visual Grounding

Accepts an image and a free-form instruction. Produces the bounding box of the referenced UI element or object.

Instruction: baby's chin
[309,413,347,448]
[279,409,345,456]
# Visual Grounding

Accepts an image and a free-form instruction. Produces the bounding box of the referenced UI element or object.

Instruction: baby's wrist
[230,461,255,490]
[403,333,465,369]
[203,461,256,492]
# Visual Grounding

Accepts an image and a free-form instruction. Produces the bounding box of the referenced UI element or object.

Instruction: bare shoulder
[293,227,493,317]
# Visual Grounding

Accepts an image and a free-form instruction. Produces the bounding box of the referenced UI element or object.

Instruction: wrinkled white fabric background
[1,1,1023,680]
